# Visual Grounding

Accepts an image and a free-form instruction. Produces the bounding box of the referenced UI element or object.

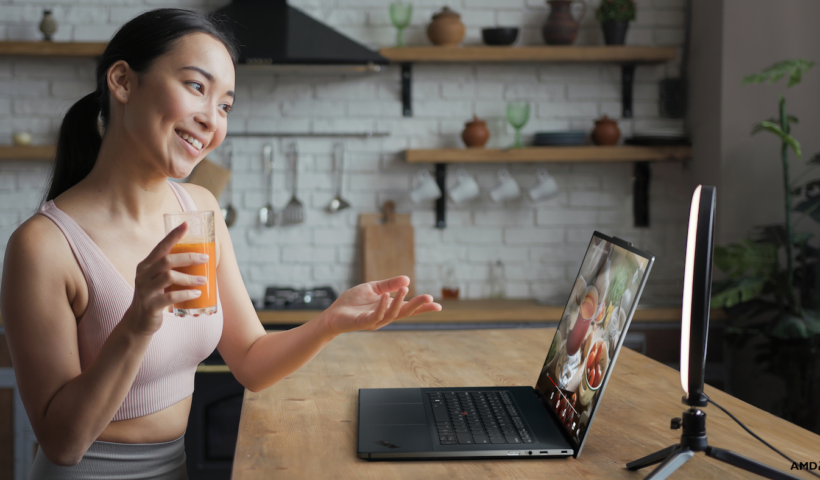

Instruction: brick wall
[0,0,694,303]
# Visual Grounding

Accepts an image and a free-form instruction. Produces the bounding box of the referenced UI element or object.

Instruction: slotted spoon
[257,144,276,227]
[281,143,305,225]
[220,143,238,228]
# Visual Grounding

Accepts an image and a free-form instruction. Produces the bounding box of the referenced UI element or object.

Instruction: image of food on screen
[536,238,649,442]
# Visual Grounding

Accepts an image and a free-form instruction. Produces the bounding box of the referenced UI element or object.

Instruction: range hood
[214,0,388,67]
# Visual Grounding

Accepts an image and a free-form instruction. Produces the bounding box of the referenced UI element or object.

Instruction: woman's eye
[220,104,232,114]
[187,82,203,92]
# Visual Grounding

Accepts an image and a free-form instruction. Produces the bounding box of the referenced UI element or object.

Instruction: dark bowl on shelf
[481,27,520,46]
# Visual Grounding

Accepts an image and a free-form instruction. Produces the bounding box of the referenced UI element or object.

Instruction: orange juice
[169,242,217,314]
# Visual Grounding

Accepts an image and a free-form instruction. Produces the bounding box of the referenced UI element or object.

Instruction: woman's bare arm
[184,185,440,393]
[1,217,203,465]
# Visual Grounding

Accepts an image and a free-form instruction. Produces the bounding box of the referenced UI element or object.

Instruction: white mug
[529,168,559,201]
[449,168,480,204]
[489,168,521,203]
[409,169,442,203]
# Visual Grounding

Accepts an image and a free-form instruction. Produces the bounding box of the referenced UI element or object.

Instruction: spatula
[281,143,305,225]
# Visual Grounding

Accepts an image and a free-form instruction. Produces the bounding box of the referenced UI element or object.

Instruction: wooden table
[255,299,727,325]
[233,329,819,479]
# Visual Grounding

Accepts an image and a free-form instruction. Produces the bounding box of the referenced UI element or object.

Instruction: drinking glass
[506,101,531,148]
[389,2,413,47]
[164,211,217,316]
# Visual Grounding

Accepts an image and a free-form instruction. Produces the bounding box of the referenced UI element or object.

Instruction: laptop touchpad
[361,404,427,425]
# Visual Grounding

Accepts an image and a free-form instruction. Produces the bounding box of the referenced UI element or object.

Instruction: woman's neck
[71,128,174,223]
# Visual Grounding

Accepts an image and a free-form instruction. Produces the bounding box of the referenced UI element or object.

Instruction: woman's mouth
[175,130,204,154]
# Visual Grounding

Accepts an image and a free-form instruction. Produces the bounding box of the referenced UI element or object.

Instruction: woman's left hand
[321,276,441,335]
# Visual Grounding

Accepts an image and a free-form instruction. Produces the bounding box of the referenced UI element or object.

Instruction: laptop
[357,231,654,459]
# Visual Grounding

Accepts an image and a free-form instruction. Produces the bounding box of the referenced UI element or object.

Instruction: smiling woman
[0,8,440,480]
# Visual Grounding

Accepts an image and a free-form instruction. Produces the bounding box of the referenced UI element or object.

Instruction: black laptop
[357,232,654,459]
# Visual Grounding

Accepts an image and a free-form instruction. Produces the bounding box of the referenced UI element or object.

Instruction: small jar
[461,115,490,148]
[427,7,465,47]
[591,115,621,146]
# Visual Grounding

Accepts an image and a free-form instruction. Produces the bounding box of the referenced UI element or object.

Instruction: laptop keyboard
[428,391,534,445]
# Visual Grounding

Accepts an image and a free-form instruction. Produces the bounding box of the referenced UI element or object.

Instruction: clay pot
[591,115,620,145]
[542,0,587,45]
[461,116,490,148]
[427,7,465,47]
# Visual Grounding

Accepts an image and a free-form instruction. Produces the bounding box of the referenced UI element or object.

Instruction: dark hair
[45,8,239,201]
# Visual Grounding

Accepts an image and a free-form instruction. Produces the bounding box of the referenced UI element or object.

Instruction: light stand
[626,186,800,480]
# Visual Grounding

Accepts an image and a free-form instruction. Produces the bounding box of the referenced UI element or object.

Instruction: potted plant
[711,59,820,433]
[595,0,636,45]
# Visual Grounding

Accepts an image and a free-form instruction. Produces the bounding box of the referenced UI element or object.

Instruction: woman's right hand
[124,223,208,336]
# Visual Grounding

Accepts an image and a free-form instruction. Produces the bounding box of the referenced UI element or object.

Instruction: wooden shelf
[0,41,107,57]
[255,299,726,326]
[0,145,55,161]
[406,145,692,164]
[379,46,677,64]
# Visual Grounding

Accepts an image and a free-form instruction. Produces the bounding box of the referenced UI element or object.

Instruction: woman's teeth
[178,131,203,150]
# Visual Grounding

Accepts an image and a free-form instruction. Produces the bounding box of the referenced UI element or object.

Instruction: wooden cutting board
[359,201,415,297]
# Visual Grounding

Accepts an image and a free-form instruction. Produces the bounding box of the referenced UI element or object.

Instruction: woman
[0,9,440,479]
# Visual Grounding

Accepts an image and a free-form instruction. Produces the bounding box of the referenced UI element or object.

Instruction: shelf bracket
[622,64,636,118]
[435,163,447,228]
[401,63,413,117]
[633,161,651,227]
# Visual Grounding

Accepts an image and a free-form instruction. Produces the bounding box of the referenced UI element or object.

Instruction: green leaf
[711,278,768,308]
[787,114,799,124]
[751,120,802,158]
[742,59,815,88]
[771,313,809,339]
[713,240,777,278]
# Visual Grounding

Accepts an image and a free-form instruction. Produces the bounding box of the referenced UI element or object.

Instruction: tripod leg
[627,445,680,470]
[706,447,801,480]
[639,448,695,480]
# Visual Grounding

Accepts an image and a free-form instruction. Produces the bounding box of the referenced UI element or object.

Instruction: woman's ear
[107,60,132,104]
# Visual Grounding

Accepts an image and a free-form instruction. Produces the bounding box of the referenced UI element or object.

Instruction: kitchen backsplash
[0,0,693,303]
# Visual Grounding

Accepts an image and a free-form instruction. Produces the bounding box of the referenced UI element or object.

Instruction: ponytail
[44,8,238,202]
[46,92,103,201]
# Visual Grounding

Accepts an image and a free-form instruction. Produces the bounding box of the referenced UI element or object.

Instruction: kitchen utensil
[427,7,465,46]
[281,143,305,225]
[461,115,490,148]
[489,168,521,203]
[528,168,559,201]
[327,142,351,213]
[409,169,442,203]
[448,168,480,204]
[533,131,587,146]
[220,144,237,228]
[506,101,530,148]
[389,2,413,47]
[481,27,519,45]
[258,144,276,227]
[360,201,415,297]
[188,157,231,200]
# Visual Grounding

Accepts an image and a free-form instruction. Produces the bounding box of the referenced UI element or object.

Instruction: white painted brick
[506,264,565,281]
[247,228,312,246]
[466,247,529,262]
[497,10,546,28]
[465,0,524,8]
[249,264,312,282]
[442,227,502,244]
[504,228,564,244]
[536,209,598,226]
[13,98,73,116]
[74,25,119,42]
[281,246,335,263]
[0,79,49,96]
[473,209,535,226]
[414,100,472,118]
[568,83,620,100]
[537,101,598,118]
[281,100,346,117]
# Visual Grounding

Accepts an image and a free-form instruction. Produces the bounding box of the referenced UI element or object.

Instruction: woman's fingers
[148,289,201,312]
[141,223,187,267]
[382,287,408,322]
[148,269,206,292]
[369,276,410,296]
[366,293,390,329]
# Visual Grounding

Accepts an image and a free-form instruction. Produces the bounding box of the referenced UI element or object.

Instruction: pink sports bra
[37,181,223,421]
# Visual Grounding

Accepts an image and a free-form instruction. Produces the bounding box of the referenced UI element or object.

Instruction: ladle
[257,144,276,227]
[327,142,351,213]
[220,143,238,228]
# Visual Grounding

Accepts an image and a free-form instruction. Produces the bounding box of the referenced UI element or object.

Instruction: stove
[263,286,338,310]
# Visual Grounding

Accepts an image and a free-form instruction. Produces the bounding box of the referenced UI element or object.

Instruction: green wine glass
[506,101,531,148]
[389,2,413,47]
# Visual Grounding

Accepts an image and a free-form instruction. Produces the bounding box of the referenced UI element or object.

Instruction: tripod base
[627,408,799,480]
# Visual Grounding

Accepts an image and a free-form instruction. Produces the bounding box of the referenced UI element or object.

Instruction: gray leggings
[28,434,187,480]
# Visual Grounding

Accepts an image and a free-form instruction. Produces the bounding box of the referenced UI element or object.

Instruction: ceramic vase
[542,0,587,45]
[591,115,620,145]
[461,116,490,148]
[39,9,57,41]
[427,7,465,47]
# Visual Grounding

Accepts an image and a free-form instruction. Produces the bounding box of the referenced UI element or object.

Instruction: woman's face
[119,32,235,179]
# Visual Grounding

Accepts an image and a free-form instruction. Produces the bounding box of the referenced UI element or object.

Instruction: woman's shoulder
[177,182,220,211]
[8,213,73,265]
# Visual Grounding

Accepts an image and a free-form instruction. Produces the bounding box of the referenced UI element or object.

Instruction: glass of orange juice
[163,211,217,316]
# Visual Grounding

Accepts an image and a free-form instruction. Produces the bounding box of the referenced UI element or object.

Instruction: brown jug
[461,116,490,148]
[542,0,587,45]
[591,115,620,146]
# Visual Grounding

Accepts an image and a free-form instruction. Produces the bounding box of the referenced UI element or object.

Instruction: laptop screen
[535,232,653,453]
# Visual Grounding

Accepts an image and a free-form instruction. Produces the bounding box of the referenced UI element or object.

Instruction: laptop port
[507,452,520,456]
[561,450,568,454]
[539,451,549,454]
[527,451,532,455]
